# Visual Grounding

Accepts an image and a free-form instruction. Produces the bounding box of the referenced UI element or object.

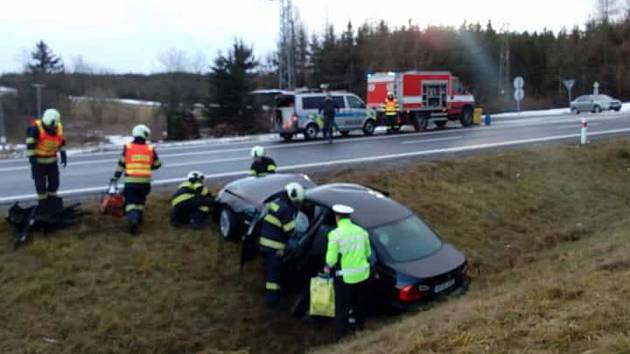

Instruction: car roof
[304,183,412,228]
[223,173,316,205]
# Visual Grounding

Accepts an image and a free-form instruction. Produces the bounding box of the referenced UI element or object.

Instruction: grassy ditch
[2,138,630,353]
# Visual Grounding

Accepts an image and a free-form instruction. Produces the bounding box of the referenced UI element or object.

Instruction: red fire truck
[367,71,476,131]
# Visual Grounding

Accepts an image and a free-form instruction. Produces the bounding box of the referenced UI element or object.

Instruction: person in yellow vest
[382,91,400,129]
[170,171,214,229]
[26,108,67,203]
[110,124,162,234]
[324,204,371,341]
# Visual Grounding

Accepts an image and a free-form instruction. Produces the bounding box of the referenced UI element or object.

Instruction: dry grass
[2,138,630,353]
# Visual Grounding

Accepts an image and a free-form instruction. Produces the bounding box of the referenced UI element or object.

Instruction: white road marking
[3,127,630,204]
[401,136,462,145]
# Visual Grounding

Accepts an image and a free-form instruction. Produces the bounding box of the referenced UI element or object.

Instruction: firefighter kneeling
[170,171,214,229]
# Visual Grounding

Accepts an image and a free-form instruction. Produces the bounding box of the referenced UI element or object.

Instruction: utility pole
[32,83,45,118]
[498,23,510,96]
[277,0,296,90]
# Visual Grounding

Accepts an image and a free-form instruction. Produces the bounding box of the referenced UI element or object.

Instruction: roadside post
[0,97,6,151]
[593,82,600,95]
[513,76,525,113]
[580,117,588,145]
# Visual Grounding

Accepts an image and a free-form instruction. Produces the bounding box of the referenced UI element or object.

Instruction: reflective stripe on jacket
[33,120,64,158]
[259,195,297,252]
[383,98,399,116]
[124,143,154,181]
[171,181,210,207]
[326,218,371,284]
[249,156,277,177]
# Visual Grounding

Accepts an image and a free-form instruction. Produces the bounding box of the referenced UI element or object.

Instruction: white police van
[271,91,377,141]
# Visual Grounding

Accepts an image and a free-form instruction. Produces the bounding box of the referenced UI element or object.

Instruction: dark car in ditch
[244,183,469,309]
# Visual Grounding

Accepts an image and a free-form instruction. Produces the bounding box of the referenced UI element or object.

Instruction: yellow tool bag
[309,275,335,318]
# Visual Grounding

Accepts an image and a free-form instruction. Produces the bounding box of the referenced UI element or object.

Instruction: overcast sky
[0,0,596,74]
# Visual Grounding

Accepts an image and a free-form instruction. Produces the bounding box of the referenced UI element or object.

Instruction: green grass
[3,138,630,353]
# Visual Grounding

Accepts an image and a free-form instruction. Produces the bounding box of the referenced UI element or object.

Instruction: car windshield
[371,215,443,262]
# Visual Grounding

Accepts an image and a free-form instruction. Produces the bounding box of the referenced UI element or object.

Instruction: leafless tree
[158,48,190,73]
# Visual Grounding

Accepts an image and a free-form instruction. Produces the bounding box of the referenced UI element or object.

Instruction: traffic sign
[514,88,525,101]
[513,76,524,89]
[562,80,575,90]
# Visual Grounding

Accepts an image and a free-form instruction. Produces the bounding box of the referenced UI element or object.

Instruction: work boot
[128,220,140,235]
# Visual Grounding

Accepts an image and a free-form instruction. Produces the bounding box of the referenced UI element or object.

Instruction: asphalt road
[1,111,629,204]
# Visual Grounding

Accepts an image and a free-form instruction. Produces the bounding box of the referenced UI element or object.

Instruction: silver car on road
[570,94,622,114]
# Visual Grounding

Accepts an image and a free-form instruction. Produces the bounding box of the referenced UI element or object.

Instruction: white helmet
[251,145,265,158]
[387,91,394,97]
[132,124,151,139]
[187,170,204,182]
[285,182,305,204]
[42,109,61,126]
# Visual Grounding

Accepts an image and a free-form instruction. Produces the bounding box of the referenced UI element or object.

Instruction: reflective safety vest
[383,98,399,116]
[171,181,209,207]
[259,196,297,252]
[124,143,154,179]
[326,218,371,284]
[33,120,64,157]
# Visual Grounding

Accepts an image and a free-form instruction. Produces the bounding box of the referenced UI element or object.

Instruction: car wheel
[434,120,448,129]
[363,120,375,136]
[219,207,240,240]
[615,107,621,112]
[413,116,429,132]
[280,133,293,142]
[303,123,319,140]
[460,106,474,127]
[593,105,602,113]
[340,130,350,137]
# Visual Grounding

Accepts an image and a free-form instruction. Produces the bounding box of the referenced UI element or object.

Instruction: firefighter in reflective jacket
[26,109,67,203]
[110,124,162,234]
[170,171,214,228]
[382,91,400,127]
[324,204,371,341]
[249,145,276,177]
[259,182,304,307]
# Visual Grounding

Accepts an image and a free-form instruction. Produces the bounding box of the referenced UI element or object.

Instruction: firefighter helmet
[187,171,204,182]
[285,182,304,204]
[387,91,394,98]
[132,124,151,139]
[42,109,61,127]
[251,145,265,158]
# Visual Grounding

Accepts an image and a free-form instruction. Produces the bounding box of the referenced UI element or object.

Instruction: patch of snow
[492,102,630,119]
[69,96,161,108]
[0,86,18,96]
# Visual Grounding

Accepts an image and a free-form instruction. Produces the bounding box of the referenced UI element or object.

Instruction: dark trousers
[171,196,213,226]
[334,278,368,340]
[31,163,60,200]
[323,116,338,138]
[262,250,283,307]
[123,183,151,224]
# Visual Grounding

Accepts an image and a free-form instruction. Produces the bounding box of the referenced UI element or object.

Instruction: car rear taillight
[399,285,426,303]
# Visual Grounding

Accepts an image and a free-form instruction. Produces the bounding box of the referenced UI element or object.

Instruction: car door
[346,95,369,130]
[332,95,349,129]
